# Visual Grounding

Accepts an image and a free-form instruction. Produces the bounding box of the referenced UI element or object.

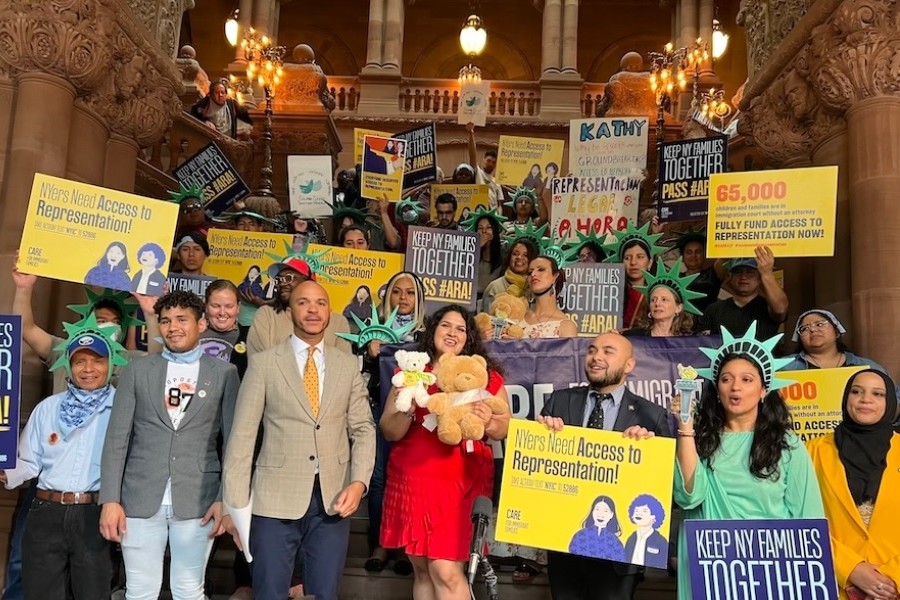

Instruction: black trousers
[22,499,113,600]
[547,551,641,600]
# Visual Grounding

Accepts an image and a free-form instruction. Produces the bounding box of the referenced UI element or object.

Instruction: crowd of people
[3,120,900,600]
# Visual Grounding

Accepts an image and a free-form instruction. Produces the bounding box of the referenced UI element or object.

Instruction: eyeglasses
[181,204,202,214]
[797,320,831,336]
[275,274,302,285]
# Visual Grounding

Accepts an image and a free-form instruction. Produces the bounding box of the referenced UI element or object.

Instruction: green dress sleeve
[674,455,709,511]
[783,433,826,519]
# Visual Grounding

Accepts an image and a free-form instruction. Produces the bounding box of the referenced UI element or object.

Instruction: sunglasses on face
[182,204,202,214]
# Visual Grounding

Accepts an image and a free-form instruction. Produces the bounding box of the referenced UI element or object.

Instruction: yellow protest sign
[780,366,867,443]
[495,135,565,187]
[203,229,294,295]
[353,127,392,165]
[306,244,405,320]
[429,184,490,222]
[361,135,406,202]
[497,420,675,568]
[706,166,838,258]
[17,174,179,294]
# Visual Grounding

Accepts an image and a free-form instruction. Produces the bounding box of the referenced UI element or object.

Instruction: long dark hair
[504,239,539,272]
[695,353,792,480]
[420,304,503,375]
[478,216,502,273]
[580,495,622,535]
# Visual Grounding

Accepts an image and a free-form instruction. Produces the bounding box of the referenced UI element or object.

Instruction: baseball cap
[728,258,758,272]
[175,233,210,255]
[66,334,110,360]
[267,256,315,281]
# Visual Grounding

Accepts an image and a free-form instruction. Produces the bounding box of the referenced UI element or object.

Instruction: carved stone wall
[0,0,185,146]
[737,0,811,79]
[124,0,195,59]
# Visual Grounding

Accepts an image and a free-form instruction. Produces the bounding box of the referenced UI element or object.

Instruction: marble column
[847,97,900,376]
[252,0,275,37]
[66,104,109,184]
[103,134,140,193]
[541,0,563,75]
[233,0,253,61]
[0,80,16,206]
[679,0,697,51]
[382,0,404,70]
[364,0,385,67]
[560,0,579,74]
[811,128,852,343]
[698,0,714,73]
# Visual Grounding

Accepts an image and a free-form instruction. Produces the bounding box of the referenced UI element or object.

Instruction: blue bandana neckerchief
[161,345,203,364]
[393,314,416,342]
[59,381,114,440]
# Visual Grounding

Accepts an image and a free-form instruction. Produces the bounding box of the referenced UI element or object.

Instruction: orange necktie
[304,346,320,417]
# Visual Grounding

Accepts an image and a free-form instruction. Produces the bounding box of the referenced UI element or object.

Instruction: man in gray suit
[537,332,672,600]
[100,291,239,600]
[223,280,375,600]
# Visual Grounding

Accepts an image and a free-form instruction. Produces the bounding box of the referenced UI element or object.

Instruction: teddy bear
[475,293,527,340]
[425,353,509,446]
[390,349,436,412]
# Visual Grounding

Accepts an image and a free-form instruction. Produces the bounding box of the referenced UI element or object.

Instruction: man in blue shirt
[1,314,127,600]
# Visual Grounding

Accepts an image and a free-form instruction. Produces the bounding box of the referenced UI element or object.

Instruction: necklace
[808,352,845,369]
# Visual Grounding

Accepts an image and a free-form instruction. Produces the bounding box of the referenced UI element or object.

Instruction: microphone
[467,495,493,586]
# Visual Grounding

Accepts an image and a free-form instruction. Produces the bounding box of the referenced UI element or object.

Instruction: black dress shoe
[393,558,413,576]
[364,557,387,573]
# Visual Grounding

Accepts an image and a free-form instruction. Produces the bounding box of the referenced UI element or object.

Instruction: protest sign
[657,135,728,223]
[685,519,838,600]
[707,166,839,258]
[287,155,333,217]
[559,264,625,336]
[395,123,438,190]
[18,174,179,294]
[0,316,22,469]
[166,273,216,300]
[353,127,392,165]
[361,135,406,201]
[780,367,866,443]
[429,184,491,222]
[496,420,675,568]
[569,117,649,181]
[458,81,490,127]
[550,176,639,241]
[495,135,565,187]
[203,229,293,298]
[306,244,406,319]
[405,226,478,313]
[172,142,250,217]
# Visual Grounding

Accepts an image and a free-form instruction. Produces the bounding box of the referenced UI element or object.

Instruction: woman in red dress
[381,305,510,599]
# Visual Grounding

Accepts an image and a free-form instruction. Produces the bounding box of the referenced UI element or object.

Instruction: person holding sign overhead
[669,322,824,600]
[807,370,900,600]
[537,332,671,600]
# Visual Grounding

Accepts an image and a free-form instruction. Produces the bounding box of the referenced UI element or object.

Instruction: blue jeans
[367,397,390,553]
[2,485,36,600]
[120,505,214,600]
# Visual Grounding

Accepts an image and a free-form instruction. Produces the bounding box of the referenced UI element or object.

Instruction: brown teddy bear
[425,353,510,446]
[475,293,527,340]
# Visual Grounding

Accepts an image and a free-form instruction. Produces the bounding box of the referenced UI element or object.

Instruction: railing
[142,112,254,176]
[398,78,541,118]
[580,82,607,118]
[328,75,361,113]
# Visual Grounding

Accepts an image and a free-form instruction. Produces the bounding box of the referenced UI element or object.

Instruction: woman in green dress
[669,322,825,600]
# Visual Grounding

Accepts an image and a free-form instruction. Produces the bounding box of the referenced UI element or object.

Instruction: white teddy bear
[390,350,437,412]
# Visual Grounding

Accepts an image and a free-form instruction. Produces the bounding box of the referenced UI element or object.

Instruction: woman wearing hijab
[808,370,900,600]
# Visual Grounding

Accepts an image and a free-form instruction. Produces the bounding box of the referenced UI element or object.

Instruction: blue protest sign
[0,315,23,469]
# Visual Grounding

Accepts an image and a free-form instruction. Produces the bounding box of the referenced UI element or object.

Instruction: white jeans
[120,504,214,600]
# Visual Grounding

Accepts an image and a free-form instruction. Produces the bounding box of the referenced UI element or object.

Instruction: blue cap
[66,334,110,360]
[728,258,758,271]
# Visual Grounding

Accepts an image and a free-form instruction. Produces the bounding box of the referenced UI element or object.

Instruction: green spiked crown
[396,197,427,225]
[168,183,206,205]
[504,186,538,210]
[210,210,279,227]
[265,240,342,284]
[337,306,417,347]
[697,322,795,391]
[671,226,707,253]
[635,258,706,316]
[504,220,549,250]
[50,313,129,383]
[538,234,576,269]
[325,197,382,230]
[460,206,507,233]
[602,221,667,263]
[562,230,609,263]
[68,288,143,342]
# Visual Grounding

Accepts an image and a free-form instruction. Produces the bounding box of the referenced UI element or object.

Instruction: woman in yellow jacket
[807,369,900,600]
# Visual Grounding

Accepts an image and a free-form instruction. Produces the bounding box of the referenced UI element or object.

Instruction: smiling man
[223,280,375,600]
[536,332,672,600]
[100,291,239,600]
